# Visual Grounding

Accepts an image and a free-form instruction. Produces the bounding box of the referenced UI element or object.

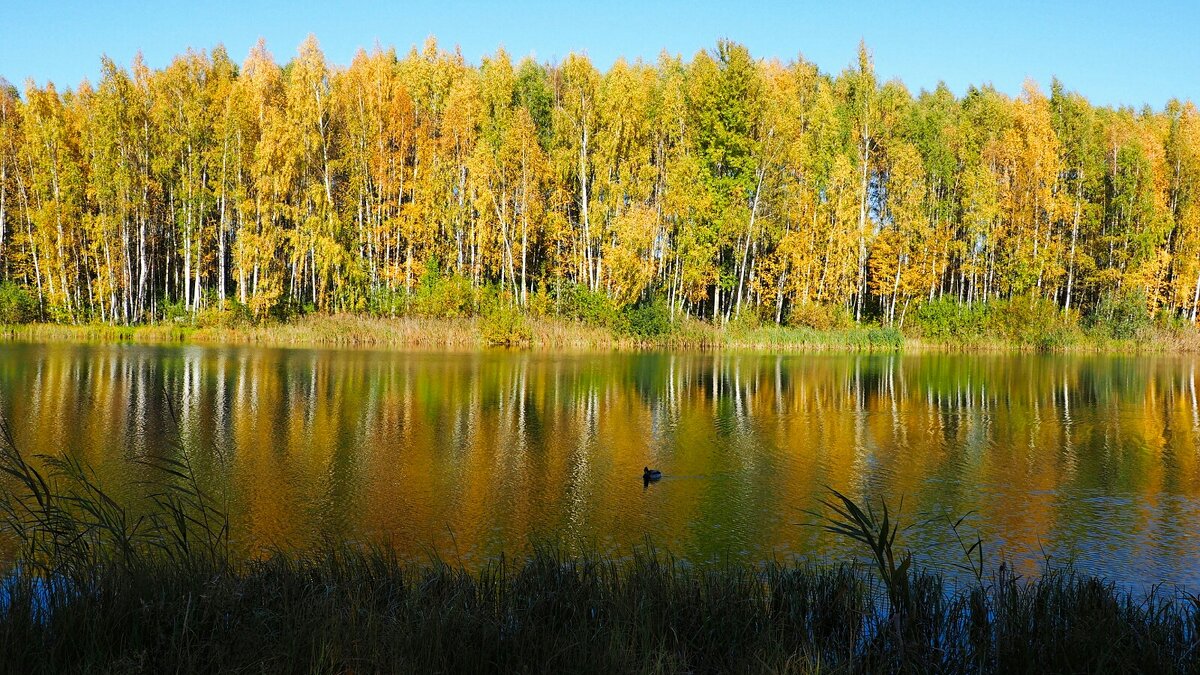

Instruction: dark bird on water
[643,467,662,481]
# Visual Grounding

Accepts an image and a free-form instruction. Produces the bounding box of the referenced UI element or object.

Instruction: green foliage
[514,59,554,148]
[616,298,673,339]
[0,283,38,324]
[726,307,764,332]
[194,299,254,329]
[409,266,477,319]
[365,286,407,317]
[911,296,1077,350]
[556,283,618,326]
[43,303,77,324]
[910,296,989,340]
[1155,309,1192,333]
[1086,290,1153,340]
[364,268,479,320]
[988,297,1075,349]
[159,299,190,324]
[1035,325,1076,352]
[481,303,532,346]
[867,326,904,349]
[265,298,312,323]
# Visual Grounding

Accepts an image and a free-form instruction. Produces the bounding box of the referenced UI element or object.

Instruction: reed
[0,314,908,353]
[1,428,1198,673]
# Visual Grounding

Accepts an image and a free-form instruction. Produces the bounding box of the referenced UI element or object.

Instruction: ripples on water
[1,344,1199,587]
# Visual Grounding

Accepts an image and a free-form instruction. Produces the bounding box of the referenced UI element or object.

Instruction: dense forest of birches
[0,36,1198,328]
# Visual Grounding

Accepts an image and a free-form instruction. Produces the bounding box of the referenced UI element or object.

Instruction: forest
[0,36,1198,331]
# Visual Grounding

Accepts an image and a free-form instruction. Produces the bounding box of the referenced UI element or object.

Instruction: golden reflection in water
[1,345,1199,584]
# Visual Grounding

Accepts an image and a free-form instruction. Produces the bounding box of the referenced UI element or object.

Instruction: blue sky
[1,1,1196,108]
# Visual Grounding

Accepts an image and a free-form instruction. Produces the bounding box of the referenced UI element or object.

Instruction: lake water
[2,343,1199,586]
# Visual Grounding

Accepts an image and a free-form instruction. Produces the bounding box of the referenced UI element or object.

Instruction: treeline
[0,36,1198,327]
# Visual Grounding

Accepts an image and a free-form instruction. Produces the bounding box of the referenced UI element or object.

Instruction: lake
[2,342,1199,586]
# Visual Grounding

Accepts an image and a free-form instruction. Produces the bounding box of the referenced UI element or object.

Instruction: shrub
[44,302,76,323]
[909,296,1080,349]
[0,282,38,324]
[788,302,853,331]
[1035,325,1076,352]
[726,306,766,332]
[1155,309,1190,332]
[265,297,309,323]
[366,287,407,317]
[1086,290,1153,340]
[160,299,190,324]
[527,283,554,318]
[409,264,477,318]
[617,298,673,339]
[194,300,254,329]
[481,304,531,346]
[910,297,988,340]
[990,296,1074,348]
[556,283,617,326]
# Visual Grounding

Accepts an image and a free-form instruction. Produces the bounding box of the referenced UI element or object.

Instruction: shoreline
[3,314,1200,354]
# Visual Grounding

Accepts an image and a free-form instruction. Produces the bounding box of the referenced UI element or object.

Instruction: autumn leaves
[0,37,1198,328]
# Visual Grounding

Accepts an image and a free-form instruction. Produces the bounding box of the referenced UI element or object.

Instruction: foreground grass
[3,421,1200,673]
[6,545,1199,674]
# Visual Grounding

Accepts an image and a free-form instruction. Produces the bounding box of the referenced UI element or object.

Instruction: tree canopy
[1,37,1198,326]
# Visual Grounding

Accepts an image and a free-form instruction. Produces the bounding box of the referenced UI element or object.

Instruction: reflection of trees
[2,346,1199,581]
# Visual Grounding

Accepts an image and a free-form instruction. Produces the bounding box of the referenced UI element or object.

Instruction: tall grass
[12,285,1200,354]
[11,309,1200,354]
[2,426,1199,672]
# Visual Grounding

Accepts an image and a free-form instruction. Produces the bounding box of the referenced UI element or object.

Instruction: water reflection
[1,344,1199,585]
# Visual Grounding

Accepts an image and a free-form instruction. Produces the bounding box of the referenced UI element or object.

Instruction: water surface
[2,343,1199,586]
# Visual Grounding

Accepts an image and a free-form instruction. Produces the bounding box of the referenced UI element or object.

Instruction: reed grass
[0,315,908,353]
[2,422,1199,673]
[10,313,1200,354]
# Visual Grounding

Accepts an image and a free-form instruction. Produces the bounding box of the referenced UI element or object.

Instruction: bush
[1155,309,1190,332]
[556,283,617,326]
[910,297,988,340]
[728,305,781,332]
[159,299,190,324]
[481,304,531,346]
[410,264,477,318]
[617,299,673,339]
[1086,290,1152,340]
[527,283,554,318]
[0,282,38,324]
[911,296,1077,349]
[989,296,1074,348]
[366,286,407,317]
[194,300,253,329]
[787,302,853,331]
[364,275,477,319]
[1035,325,1076,352]
[269,298,311,323]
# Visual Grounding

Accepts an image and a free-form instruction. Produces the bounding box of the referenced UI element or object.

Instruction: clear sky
[1,0,1196,109]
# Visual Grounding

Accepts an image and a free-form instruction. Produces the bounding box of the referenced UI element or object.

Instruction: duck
[643,466,662,481]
